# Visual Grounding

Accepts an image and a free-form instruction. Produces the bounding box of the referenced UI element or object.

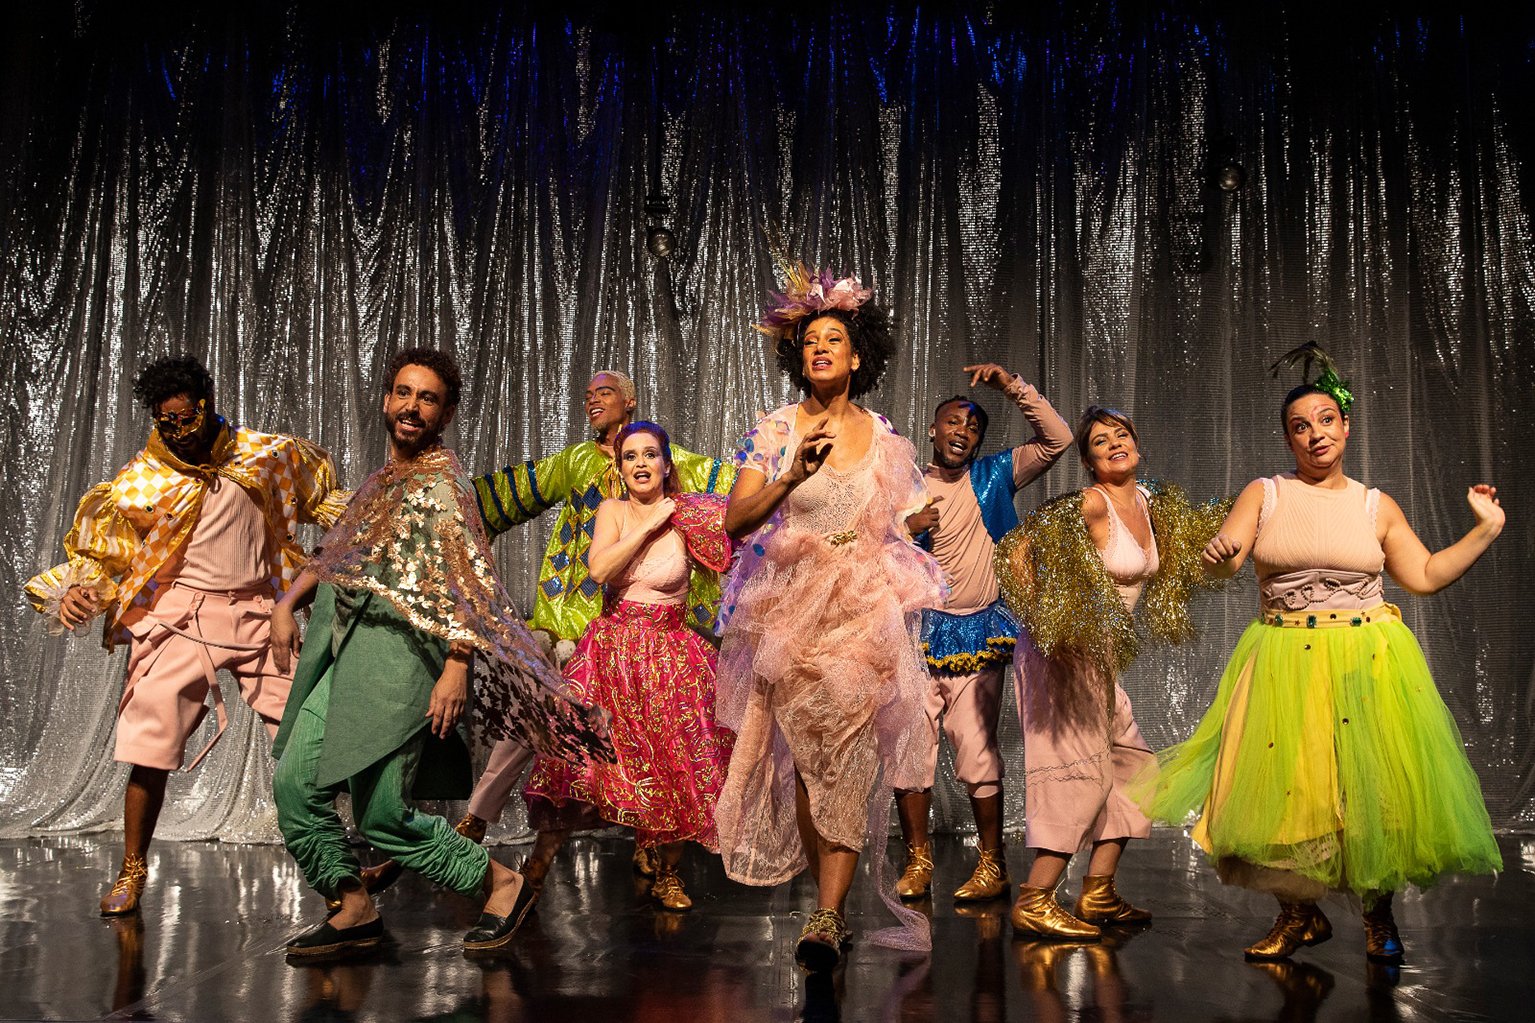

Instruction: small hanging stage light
[644,193,677,259]
[1214,161,1247,192]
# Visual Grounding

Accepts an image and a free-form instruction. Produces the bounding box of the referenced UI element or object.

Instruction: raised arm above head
[966,365,1072,486]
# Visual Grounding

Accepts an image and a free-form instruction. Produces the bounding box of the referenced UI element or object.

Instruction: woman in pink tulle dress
[523,422,735,912]
[714,265,946,972]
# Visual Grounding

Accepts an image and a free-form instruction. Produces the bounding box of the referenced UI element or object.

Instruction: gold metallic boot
[455,812,488,844]
[100,854,148,916]
[518,853,551,899]
[895,843,935,900]
[1244,901,1332,961]
[632,844,659,878]
[1075,874,1151,925]
[651,862,693,912]
[1010,884,1101,941]
[1363,894,1404,963]
[953,847,1010,901]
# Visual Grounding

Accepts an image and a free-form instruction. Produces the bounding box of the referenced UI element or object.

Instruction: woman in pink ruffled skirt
[715,266,946,971]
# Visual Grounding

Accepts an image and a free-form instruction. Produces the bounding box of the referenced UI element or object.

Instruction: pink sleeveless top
[170,475,271,591]
[1091,484,1159,613]
[1251,474,1385,612]
[612,508,690,606]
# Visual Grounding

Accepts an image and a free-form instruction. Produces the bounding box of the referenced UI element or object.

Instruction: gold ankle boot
[895,843,934,899]
[632,845,658,878]
[1244,902,1332,960]
[1010,884,1101,941]
[518,853,551,897]
[1075,874,1151,925]
[455,813,488,844]
[651,863,693,912]
[100,855,149,916]
[953,847,1010,901]
[1363,895,1404,963]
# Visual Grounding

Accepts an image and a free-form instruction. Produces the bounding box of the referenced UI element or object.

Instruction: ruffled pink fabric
[714,408,945,951]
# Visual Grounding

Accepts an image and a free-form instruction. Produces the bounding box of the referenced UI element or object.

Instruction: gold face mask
[154,399,207,442]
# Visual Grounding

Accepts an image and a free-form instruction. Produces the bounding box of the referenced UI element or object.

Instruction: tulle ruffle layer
[1137,607,1501,899]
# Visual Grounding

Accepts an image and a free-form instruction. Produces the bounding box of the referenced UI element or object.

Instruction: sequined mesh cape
[995,479,1232,680]
[472,440,734,640]
[25,419,347,649]
[301,446,611,766]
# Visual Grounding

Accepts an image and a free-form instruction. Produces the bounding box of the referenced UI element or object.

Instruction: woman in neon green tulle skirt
[1139,355,1505,964]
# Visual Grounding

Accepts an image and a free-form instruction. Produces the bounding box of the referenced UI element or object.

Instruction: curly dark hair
[386,347,463,408]
[132,355,214,411]
[933,395,989,446]
[773,303,896,400]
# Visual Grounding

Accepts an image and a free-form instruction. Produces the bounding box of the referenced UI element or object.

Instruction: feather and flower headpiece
[754,262,872,340]
[1269,341,1355,415]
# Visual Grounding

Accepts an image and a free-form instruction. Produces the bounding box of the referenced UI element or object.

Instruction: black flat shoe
[463,875,539,953]
[285,916,385,959]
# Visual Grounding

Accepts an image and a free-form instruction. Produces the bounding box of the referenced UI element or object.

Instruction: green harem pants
[273,666,489,900]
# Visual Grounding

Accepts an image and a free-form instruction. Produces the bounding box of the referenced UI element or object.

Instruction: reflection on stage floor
[0,830,1527,1021]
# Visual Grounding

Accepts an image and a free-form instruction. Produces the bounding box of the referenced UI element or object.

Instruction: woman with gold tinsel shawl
[995,406,1229,941]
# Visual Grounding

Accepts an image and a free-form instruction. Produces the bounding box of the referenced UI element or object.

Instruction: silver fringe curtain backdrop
[2,4,1531,842]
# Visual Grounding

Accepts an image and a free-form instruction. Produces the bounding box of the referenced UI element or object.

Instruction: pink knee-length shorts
[115,582,292,770]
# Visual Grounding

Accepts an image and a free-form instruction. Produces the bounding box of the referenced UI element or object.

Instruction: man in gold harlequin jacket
[25,355,347,917]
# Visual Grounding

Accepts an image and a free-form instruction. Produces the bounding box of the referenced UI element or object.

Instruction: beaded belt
[1259,602,1401,629]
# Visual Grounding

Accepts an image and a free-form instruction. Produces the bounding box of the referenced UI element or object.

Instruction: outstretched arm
[472,448,573,540]
[1202,479,1265,579]
[1381,485,1504,595]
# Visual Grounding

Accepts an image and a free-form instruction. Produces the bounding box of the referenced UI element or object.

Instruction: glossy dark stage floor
[1,831,1528,1022]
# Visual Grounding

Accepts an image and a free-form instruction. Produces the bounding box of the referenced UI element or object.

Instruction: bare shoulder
[1240,478,1268,500]
[1375,490,1408,524]
[1081,487,1109,520]
[595,497,626,522]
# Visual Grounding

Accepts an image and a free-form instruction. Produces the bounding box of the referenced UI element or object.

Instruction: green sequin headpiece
[1269,341,1354,415]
